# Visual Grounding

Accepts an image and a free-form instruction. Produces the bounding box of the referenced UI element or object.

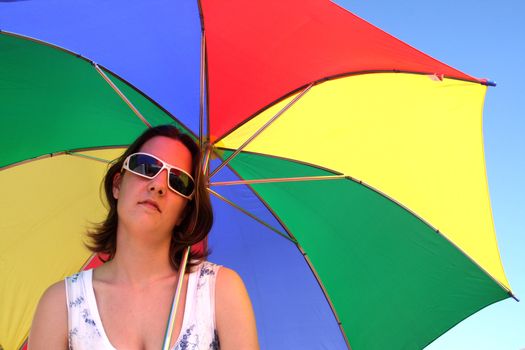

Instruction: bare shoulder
[215,266,259,350]
[215,267,252,312]
[216,266,245,291]
[40,280,66,304]
[28,280,68,349]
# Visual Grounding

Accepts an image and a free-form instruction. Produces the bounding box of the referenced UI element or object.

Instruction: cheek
[172,201,189,226]
[114,177,138,216]
[115,191,131,224]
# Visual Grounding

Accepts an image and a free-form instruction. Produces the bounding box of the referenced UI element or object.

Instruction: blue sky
[335,1,525,349]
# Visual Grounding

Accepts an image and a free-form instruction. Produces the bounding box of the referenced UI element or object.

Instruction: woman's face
[113,136,193,241]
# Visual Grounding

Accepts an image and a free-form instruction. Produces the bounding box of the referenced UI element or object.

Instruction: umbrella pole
[161,246,191,350]
[202,142,212,176]
[199,33,206,149]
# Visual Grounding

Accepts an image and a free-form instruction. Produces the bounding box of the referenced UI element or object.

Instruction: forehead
[138,136,193,172]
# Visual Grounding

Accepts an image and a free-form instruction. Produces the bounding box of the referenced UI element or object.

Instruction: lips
[138,199,161,212]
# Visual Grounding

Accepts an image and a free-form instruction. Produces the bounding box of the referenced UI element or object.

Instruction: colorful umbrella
[0,1,515,349]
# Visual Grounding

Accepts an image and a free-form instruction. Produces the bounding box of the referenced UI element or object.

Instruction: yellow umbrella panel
[0,149,125,349]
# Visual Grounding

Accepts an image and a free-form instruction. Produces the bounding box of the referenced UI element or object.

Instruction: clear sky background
[334,1,525,349]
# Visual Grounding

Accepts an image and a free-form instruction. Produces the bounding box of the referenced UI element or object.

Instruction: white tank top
[65,261,221,350]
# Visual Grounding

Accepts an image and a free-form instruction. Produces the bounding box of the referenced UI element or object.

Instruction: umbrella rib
[209,82,314,179]
[1,147,127,171]
[207,188,296,243]
[299,251,353,350]
[93,63,152,128]
[215,147,347,176]
[220,164,353,349]
[66,151,112,164]
[89,62,197,138]
[212,69,493,146]
[4,33,198,139]
[210,175,346,186]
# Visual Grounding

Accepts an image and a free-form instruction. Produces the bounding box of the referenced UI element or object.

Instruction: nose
[148,168,169,195]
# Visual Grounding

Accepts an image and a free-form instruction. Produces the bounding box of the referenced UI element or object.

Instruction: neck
[103,225,178,286]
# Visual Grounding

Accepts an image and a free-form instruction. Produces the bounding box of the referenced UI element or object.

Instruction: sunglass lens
[169,170,195,197]
[129,154,162,178]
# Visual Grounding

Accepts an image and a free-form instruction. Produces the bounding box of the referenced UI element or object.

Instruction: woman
[28,125,259,349]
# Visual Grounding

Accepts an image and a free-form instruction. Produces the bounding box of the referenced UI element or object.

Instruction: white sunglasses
[122,152,195,199]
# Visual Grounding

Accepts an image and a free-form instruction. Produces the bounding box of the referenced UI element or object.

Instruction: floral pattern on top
[210,330,220,350]
[197,261,216,291]
[70,273,80,283]
[174,261,221,350]
[68,296,84,308]
[200,263,216,278]
[66,261,221,350]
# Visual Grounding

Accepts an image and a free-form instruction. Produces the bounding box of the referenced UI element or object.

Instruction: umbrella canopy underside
[0,1,513,349]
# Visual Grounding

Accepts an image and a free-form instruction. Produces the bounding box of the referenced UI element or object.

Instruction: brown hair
[86,124,213,271]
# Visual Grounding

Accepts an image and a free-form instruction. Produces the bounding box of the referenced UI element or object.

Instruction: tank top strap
[65,270,114,349]
[174,261,221,350]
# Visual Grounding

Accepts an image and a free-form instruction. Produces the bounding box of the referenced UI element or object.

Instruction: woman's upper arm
[215,267,259,350]
[27,280,68,350]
